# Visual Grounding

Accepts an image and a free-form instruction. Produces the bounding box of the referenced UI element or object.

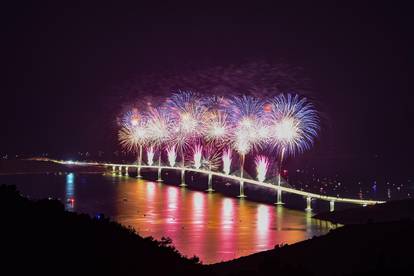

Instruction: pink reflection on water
[166,186,178,224]
[256,204,274,249]
[188,192,206,259]
[257,205,270,233]
[146,181,156,202]
[113,178,334,264]
[219,198,237,260]
[143,181,158,229]
[193,192,204,209]
[222,198,234,228]
[192,192,205,224]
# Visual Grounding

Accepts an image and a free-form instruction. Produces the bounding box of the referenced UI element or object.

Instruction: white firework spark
[203,110,231,146]
[193,144,203,169]
[146,107,173,148]
[222,148,232,175]
[147,146,155,166]
[255,155,269,182]
[268,93,319,156]
[167,145,177,167]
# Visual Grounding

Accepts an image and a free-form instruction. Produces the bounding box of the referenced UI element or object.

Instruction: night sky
[1,2,413,173]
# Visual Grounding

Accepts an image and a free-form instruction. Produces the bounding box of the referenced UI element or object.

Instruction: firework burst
[121,109,143,127]
[118,126,137,152]
[268,93,319,156]
[167,91,207,142]
[202,146,222,171]
[167,91,207,169]
[146,107,173,148]
[229,95,266,154]
[118,108,148,152]
[228,95,264,122]
[118,123,148,152]
[203,110,231,146]
[232,133,252,156]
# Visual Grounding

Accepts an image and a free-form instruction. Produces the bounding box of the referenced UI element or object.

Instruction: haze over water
[0,173,336,263]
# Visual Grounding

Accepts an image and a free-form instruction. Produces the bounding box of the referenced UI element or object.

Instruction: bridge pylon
[137,165,142,178]
[305,196,313,211]
[238,180,246,198]
[179,168,187,187]
[206,172,214,192]
[275,188,284,205]
[330,200,335,212]
[157,166,163,182]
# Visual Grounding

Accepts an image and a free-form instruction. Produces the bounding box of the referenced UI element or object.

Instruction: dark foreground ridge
[0,185,204,276]
[210,219,414,276]
[314,198,414,224]
[1,184,413,276]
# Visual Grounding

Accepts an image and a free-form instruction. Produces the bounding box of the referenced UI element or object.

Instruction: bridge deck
[53,160,385,206]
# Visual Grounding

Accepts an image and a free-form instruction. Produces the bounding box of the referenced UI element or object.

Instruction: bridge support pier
[306,196,312,211]
[112,165,116,174]
[137,145,143,178]
[137,166,142,178]
[206,172,214,192]
[238,180,246,198]
[180,168,187,187]
[238,154,246,198]
[275,188,284,205]
[330,200,335,212]
[118,166,123,176]
[157,167,163,182]
[125,166,129,176]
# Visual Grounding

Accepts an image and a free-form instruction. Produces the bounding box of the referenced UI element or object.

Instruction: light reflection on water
[113,177,336,263]
[3,173,336,264]
[256,204,272,248]
[65,173,75,210]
